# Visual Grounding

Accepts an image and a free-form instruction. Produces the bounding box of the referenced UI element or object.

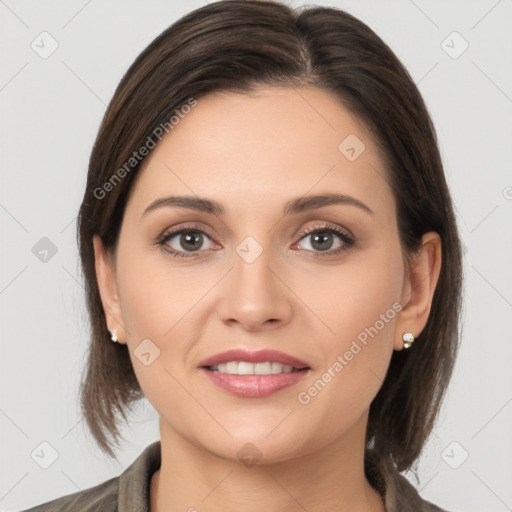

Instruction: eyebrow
[141,193,374,218]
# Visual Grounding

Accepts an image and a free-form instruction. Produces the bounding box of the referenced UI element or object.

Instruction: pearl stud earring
[402,332,414,349]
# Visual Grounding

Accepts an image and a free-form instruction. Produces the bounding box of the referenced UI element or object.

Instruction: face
[95,86,424,464]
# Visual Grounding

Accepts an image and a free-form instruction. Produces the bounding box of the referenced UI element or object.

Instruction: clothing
[20,441,450,512]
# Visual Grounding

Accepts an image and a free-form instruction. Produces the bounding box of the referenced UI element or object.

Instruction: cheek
[114,251,204,430]
[292,243,403,417]
[116,243,215,339]
[114,245,225,397]
[295,242,403,356]
[113,247,189,382]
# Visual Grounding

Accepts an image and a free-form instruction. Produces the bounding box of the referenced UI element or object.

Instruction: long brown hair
[77,0,463,507]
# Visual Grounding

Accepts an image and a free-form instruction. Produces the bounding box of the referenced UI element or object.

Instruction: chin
[189,423,317,467]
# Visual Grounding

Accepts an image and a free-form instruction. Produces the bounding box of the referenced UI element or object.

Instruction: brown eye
[308,232,336,251]
[175,231,205,251]
[161,229,214,254]
[295,227,352,254]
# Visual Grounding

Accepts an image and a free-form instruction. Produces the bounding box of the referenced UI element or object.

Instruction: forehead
[126,86,394,220]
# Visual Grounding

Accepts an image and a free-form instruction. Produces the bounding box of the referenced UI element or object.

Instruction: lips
[198,349,311,398]
[198,349,310,369]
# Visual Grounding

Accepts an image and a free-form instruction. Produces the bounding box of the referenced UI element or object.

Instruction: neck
[150,413,385,512]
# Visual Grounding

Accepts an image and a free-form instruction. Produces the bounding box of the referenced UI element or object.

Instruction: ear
[394,232,442,351]
[93,234,127,344]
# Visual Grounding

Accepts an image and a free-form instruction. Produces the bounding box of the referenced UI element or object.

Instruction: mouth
[198,349,311,397]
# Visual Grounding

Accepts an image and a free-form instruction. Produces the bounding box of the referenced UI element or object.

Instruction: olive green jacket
[20,441,451,512]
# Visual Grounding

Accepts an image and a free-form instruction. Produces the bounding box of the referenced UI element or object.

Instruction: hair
[77,0,463,508]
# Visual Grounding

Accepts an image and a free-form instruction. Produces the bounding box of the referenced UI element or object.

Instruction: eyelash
[156,222,354,259]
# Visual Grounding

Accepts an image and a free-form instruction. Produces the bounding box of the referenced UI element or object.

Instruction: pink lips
[199,349,311,398]
[198,349,309,369]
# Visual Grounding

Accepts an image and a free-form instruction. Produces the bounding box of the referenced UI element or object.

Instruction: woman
[22,1,462,511]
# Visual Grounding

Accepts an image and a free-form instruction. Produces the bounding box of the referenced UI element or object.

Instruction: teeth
[254,362,271,375]
[238,362,254,375]
[225,361,238,374]
[211,361,299,375]
[271,362,284,374]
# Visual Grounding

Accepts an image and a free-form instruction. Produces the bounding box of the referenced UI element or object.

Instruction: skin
[93,86,441,512]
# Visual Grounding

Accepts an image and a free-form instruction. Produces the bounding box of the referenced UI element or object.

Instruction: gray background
[1,1,511,511]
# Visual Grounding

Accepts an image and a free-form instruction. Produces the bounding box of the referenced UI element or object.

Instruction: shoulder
[18,440,161,512]
[395,472,453,512]
[17,476,119,512]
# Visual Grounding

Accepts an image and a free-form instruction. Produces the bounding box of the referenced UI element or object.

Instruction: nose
[216,249,293,332]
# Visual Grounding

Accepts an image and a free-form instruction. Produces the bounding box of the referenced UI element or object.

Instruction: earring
[110,328,118,343]
[402,332,414,349]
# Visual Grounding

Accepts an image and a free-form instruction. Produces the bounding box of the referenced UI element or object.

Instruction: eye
[293,224,354,256]
[156,222,354,259]
[157,226,217,258]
